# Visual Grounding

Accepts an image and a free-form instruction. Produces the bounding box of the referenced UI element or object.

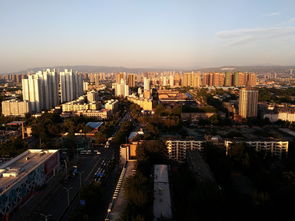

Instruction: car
[96,151,101,155]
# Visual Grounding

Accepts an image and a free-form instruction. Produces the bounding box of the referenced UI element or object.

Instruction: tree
[94,132,107,144]
[80,182,102,212]
[124,173,149,207]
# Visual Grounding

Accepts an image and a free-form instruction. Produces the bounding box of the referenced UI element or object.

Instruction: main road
[10,148,113,221]
[10,111,130,221]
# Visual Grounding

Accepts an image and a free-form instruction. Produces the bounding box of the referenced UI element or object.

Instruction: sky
[0,0,295,73]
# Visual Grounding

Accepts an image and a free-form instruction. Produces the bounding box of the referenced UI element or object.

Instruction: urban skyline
[1,1,295,221]
[1,0,295,73]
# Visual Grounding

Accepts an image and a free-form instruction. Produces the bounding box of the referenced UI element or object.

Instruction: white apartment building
[165,140,205,161]
[224,140,288,159]
[144,77,151,91]
[62,96,99,112]
[1,100,30,117]
[22,74,43,113]
[105,99,119,113]
[83,81,89,92]
[21,69,83,114]
[87,90,99,103]
[264,111,295,123]
[22,69,83,113]
[60,69,83,103]
[169,75,174,88]
[115,79,129,97]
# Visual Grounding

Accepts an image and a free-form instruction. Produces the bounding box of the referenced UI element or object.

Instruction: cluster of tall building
[114,73,139,97]
[2,69,83,115]
[114,71,256,89]
[87,72,107,86]
[22,69,59,112]
[0,73,27,83]
[182,72,201,87]
[202,72,256,87]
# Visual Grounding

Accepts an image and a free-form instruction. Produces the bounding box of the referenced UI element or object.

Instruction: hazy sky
[1,0,295,73]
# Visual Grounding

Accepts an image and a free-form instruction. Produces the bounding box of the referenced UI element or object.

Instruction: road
[10,111,130,221]
[10,148,113,221]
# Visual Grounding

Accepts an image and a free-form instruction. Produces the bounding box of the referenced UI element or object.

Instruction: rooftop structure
[153,164,172,221]
[86,122,103,130]
[6,121,25,126]
[0,149,59,193]
[158,90,190,102]
[0,149,60,219]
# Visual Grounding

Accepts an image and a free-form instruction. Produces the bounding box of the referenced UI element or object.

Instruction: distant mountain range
[9,65,182,74]
[197,65,295,73]
[4,65,295,74]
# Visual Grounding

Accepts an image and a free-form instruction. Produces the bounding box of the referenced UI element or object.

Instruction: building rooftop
[153,164,172,221]
[6,121,24,126]
[0,149,59,194]
[86,122,103,129]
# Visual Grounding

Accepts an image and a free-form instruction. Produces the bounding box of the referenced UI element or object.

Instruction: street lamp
[40,213,52,221]
[64,186,72,207]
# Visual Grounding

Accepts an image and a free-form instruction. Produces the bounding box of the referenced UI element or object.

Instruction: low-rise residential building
[263,109,295,122]
[127,95,153,111]
[87,90,99,103]
[75,109,111,119]
[181,112,215,122]
[120,141,142,165]
[158,89,189,103]
[1,100,30,117]
[61,96,100,112]
[224,140,288,159]
[165,140,206,161]
[105,99,119,113]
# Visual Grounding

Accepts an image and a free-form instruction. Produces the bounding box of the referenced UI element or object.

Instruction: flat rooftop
[153,164,172,221]
[86,122,103,129]
[0,149,58,194]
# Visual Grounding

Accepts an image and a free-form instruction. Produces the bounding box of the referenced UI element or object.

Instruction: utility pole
[78,171,84,188]
[64,186,72,207]
[64,160,68,177]
[40,213,52,221]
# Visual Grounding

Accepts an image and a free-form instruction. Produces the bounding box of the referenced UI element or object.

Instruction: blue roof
[86,122,103,129]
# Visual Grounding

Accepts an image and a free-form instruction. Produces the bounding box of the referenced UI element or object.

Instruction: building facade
[105,99,119,113]
[115,79,129,97]
[224,140,288,159]
[165,140,205,161]
[0,149,60,220]
[239,88,258,118]
[143,77,151,91]
[60,69,83,103]
[1,100,30,117]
